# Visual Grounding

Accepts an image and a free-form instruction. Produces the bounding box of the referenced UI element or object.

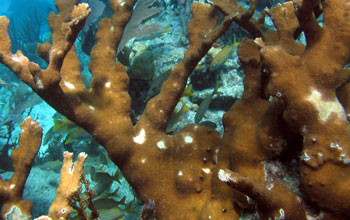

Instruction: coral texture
[0,0,350,219]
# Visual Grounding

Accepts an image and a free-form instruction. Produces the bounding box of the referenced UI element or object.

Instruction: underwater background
[0,0,303,219]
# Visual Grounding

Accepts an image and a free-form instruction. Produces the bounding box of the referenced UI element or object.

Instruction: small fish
[135,24,169,41]
[93,198,130,220]
[52,118,90,144]
[165,24,170,33]
[195,83,219,123]
[146,68,172,101]
[209,35,240,72]
[0,78,6,85]
[182,84,194,97]
[93,198,124,210]
[52,118,76,131]
[98,208,125,220]
[166,98,190,132]
[199,120,217,129]
[146,69,194,102]
[65,128,89,144]
[90,168,123,195]
[38,160,63,173]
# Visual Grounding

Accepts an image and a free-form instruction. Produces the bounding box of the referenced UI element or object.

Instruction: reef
[1,0,350,219]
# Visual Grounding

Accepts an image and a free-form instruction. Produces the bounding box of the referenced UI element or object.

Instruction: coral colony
[1,0,350,219]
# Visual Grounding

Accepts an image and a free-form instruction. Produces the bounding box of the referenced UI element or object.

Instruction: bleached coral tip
[218,169,230,182]
[78,152,88,159]
[254,38,264,48]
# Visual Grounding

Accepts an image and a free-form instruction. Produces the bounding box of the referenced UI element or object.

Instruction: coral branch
[47,152,87,220]
[218,169,306,220]
[0,117,41,219]
[2,0,350,219]
[0,118,87,220]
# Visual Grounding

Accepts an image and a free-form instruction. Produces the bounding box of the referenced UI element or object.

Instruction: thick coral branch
[0,117,42,219]
[257,0,350,218]
[139,1,237,133]
[210,0,265,38]
[218,169,306,220]
[0,4,90,89]
[47,152,87,220]
[0,117,88,220]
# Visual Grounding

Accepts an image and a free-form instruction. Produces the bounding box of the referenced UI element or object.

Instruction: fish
[52,117,91,144]
[146,69,193,101]
[146,68,172,101]
[89,167,123,195]
[134,23,169,41]
[199,120,217,129]
[194,83,219,123]
[37,160,63,173]
[52,118,77,131]
[93,197,134,220]
[209,35,240,72]
[98,208,125,220]
[166,98,190,132]
[182,84,194,97]
[0,77,5,85]
[69,201,125,220]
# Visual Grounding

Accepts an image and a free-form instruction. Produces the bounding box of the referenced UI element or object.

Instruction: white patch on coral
[330,141,343,150]
[9,184,15,190]
[11,52,28,64]
[266,182,274,190]
[78,152,88,159]
[254,37,264,47]
[300,151,311,161]
[218,169,230,182]
[69,166,74,174]
[118,0,126,6]
[202,168,210,174]
[133,129,146,144]
[184,135,193,143]
[5,206,27,219]
[64,81,75,90]
[105,81,111,88]
[317,152,323,159]
[340,154,350,165]
[178,170,183,176]
[34,215,52,220]
[36,79,44,89]
[157,140,167,149]
[11,55,20,62]
[276,208,285,220]
[306,89,346,122]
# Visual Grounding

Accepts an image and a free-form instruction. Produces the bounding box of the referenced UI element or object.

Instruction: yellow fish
[52,117,90,144]
[166,98,190,132]
[209,36,240,72]
[182,84,194,97]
